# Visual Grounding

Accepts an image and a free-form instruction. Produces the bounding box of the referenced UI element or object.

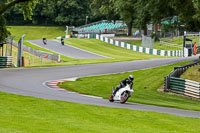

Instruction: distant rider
[43,37,47,45]
[61,38,64,45]
[112,75,134,96]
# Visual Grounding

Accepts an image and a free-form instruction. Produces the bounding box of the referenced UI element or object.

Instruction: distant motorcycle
[109,84,134,104]
[43,38,47,45]
[61,38,64,45]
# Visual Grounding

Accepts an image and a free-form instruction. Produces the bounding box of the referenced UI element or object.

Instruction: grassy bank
[64,39,165,60]
[125,40,182,51]
[59,61,200,111]
[0,91,200,133]
[8,26,66,40]
[124,35,199,51]
[7,26,168,67]
[181,65,200,82]
[8,26,74,62]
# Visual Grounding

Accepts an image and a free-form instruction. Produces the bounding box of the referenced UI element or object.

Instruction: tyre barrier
[91,34,183,57]
[164,57,200,99]
[0,56,13,68]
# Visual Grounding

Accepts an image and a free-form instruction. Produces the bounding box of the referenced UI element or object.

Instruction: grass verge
[0,91,200,133]
[64,38,165,60]
[181,65,200,82]
[59,60,200,111]
[125,40,182,51]
[7,26,66,40]
[8,26,171,67]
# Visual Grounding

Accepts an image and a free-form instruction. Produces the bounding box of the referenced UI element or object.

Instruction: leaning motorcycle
[109,85,134,104]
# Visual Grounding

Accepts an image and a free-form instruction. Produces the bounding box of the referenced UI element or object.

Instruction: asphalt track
[0,56,200,118]
[27,40,107,59]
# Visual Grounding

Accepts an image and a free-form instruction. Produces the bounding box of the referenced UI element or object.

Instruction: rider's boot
[112,87,115,93]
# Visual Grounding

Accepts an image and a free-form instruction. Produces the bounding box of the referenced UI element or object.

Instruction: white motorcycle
[109,84,134,104]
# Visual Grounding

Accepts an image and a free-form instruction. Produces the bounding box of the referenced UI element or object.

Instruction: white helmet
[129,75,134,81]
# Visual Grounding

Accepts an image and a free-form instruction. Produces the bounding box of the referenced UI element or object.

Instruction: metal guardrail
[164,57,200,99]
[12,41,60,62]
[0,56,13,68]
[160,41,182,49]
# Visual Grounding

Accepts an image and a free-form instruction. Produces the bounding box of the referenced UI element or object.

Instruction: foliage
[39,0,91,25]
[0,15,10,43]
[91,0,136,36]
[4,0,92,26]
[90,0,119,20]
[3,0,200,42]
[0,0,38,43]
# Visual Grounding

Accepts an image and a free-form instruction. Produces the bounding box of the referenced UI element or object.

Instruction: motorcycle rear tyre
[109,94,114,102]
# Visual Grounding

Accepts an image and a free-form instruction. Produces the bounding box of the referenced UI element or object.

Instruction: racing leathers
[113,78,133,95]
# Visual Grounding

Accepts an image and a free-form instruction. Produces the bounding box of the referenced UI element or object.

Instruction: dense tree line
[91,0,200,36]
[4,0,93,26]
[1,0,200,42]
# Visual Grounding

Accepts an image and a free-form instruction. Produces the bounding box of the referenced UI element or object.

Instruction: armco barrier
[0,56,13,68]
[164,57,200,99]
[12,41,60,62]
[197,46,200,54]
[170,77,200,98]
[91,34,183,57]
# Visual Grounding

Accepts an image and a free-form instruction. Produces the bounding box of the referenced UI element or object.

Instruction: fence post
[164,76,170,92]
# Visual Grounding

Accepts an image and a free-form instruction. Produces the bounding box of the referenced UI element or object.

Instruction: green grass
[8,26,66,40]
[64,39,165,60]
[124,40,142,46]
[59,61,200,111]
[125,40,182,50]
[10,45,58,66]
[8,26,74,62]
[20,38,167,67]
[125,36,199,51]
[7,26,168,67]
[181,65,200,82]
[0,91,200,133]
[24,41,75,62]
[20,38,168,67]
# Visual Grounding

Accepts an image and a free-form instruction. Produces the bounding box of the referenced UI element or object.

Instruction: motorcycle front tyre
[120,91,129,104]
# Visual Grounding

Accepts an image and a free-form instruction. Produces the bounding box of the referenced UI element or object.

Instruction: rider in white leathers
[112,75,134,96]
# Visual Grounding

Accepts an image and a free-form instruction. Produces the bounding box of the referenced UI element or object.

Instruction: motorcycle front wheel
[120,91,129,104]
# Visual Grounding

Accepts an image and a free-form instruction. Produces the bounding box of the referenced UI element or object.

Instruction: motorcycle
[61,40,64,45]
[43,39,47,45]
[109,84,134,104]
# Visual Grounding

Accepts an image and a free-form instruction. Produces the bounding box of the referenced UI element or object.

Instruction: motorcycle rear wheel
[109,94,114,102]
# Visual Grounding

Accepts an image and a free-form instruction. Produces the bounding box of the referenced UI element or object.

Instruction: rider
[61,38,64,45]
[43,37,47,45]
[112,75,134,96]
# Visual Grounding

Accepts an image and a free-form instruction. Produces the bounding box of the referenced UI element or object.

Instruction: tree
[134,0,151,36]
[0,0,38,43]
[52,0,91,26]
[91,0,136,36]
[91,0,119,21]
[114,0,137,36]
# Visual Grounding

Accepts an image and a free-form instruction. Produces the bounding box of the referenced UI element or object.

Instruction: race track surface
[27,40,107,59]
[0,57,200,118]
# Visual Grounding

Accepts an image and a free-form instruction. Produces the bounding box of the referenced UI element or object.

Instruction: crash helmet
[128,75,134,81]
